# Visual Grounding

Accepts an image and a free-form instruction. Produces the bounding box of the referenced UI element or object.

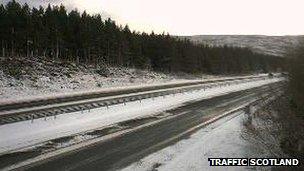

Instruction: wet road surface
[22,85,277,171]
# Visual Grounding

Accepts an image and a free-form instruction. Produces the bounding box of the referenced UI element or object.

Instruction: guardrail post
[244,105,252,124]
[31,114,34,123]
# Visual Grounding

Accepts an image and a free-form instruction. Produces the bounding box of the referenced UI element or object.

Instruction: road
[20,84,279,171]
[0,75,270,125]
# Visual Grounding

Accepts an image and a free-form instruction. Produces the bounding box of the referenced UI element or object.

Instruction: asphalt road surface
[24,84,278,171]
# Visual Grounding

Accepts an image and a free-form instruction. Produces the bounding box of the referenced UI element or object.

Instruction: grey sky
[2,0,304,36]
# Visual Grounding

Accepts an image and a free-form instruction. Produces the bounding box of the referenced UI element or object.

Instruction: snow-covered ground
[0,77,282,155]
[0,57,217,101]
[0,67,180,101]
[121,111,281,171]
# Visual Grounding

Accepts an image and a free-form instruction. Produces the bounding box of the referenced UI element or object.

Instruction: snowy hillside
[0,57,215,101]
[180,35,302,57]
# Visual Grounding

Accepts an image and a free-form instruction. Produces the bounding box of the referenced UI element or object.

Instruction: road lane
[19,84,280,171]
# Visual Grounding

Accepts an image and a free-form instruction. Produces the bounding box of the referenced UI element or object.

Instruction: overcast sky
[2,0,304,35]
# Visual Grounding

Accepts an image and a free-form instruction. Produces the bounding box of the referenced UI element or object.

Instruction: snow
[121,113,275,171]
[0,77,282,155]
[0,57,269,103]
[0,68,180,101]
[0,56,218,102]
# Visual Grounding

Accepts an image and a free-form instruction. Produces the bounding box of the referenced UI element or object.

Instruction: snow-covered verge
[0,57,218,101]
[121,110,284,171]
[0,77,282,155]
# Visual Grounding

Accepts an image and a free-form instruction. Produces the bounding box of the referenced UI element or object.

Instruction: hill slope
[180,35,302,57]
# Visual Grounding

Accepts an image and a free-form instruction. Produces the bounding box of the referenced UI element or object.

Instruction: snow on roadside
[0,77,282,154]
[0,68,181,101]
[121,113,275,171]
[0,57,219,101]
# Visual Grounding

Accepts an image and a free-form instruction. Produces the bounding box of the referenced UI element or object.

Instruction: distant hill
[179,35,303,57]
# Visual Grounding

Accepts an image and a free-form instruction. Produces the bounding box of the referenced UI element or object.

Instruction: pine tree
[0,0,283,75]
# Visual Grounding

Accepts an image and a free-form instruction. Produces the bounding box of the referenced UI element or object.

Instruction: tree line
[0,0,283,74]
